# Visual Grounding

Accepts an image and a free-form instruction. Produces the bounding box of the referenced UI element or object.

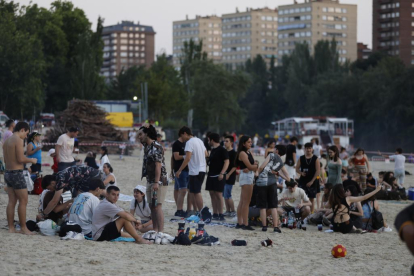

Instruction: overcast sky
[18,0,372,55]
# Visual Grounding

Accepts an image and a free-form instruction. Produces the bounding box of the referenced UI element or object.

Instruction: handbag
[365,200,384,230]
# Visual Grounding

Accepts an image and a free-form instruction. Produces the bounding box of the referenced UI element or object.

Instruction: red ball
[331,244,347,258]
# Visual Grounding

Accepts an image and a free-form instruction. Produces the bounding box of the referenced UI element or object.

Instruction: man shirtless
[3,122,37,234]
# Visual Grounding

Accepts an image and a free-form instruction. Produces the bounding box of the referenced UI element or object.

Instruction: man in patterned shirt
[41,165,101,219]
[138,124,168,233]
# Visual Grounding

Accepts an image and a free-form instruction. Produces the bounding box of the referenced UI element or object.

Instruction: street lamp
[133,96,138,101]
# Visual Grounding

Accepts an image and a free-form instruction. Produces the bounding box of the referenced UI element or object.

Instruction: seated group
[39,175,151,244]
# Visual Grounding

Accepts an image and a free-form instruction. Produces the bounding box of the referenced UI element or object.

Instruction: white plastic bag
[23,170,34,192]
[37,219,58,236]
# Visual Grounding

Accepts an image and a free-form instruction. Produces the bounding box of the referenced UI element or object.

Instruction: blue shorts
[223,184,234,199]
[174,170,189,190]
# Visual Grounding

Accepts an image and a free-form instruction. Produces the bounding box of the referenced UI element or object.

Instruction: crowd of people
[1,121,413,260]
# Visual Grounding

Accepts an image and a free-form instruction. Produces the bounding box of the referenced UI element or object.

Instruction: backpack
[173,232,191,246]
[366,200,384,230]
[32,177,43,195]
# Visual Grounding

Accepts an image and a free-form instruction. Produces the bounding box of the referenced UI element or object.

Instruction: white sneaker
[71,233,84,240]
[154,233,162,245]
[61,231,74,240]
[161,238,169,245]
[143,230,156,241]
[383,226,392,233]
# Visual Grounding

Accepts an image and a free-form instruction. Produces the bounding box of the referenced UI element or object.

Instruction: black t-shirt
[208,146,229,176]
[285,144,296,166]
[43,191,64,223]
[172,140,188,172]
[343,179,362,195]
[226,149,237,185]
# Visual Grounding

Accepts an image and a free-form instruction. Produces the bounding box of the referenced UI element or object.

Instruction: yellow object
[106,112,133,127]
[189,222,196,240]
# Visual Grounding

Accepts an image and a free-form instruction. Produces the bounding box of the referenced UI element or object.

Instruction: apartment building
[277,0,357,63]
[373,0,414,66]
[172,15,222,68]
[100,21,155,79]
[221,8,279,70]
[357,42,372,60]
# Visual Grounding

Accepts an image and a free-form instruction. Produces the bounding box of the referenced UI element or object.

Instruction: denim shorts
[223,184,234,199]
[174,170,189,190]
[5,170,27,190]
[239,171,254,186]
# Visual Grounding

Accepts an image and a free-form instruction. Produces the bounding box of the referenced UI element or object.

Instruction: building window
[111,33,117,38]
[120,33,128,38]
[120,39,128,44]
[120,46,127,50]
[141,34,145,38]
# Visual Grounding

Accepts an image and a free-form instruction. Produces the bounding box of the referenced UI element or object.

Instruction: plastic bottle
[177,218,186,235]
[197,220,205,237]
[188,221,196,240]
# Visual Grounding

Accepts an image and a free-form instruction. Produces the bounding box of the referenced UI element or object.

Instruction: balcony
[378,45,391,51]
[378,8,393,14]
[379,36,392,42]
[378,27,391,32]
[378,17,392,23]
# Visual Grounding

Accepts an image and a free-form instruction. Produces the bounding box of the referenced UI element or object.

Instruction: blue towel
[84,236,136,242]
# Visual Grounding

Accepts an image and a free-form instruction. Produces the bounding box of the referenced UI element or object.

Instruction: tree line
[1,1,413,151]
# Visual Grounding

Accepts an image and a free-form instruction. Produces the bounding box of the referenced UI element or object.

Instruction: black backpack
[366,200,384,230]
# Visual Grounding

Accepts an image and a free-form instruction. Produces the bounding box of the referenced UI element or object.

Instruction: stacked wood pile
[43,100,124,152]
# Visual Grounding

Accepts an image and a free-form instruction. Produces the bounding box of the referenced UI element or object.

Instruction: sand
[0,150,413,276]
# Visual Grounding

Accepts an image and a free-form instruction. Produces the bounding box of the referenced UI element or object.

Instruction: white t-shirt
[390,154,406,171]
[99,155,110,171]
[278,187,309,208]
[313,144,322,157]
[38,189,50,212]
[56,134,75,163]
[68,192,100,234]
[92,199,123,240]
[129,131,136,143]
[184,137,206,175]
[129,199,151,221]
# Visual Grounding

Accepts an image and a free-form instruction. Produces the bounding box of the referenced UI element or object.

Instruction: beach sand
[0,150,413,276]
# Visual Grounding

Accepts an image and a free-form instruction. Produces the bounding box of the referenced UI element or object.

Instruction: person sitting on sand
[361,188,392,232]
[345,185,363,229]
[327,184,382,234]
[100,163,117,196]
[129,185,153,233]
[84,152,99,170]
[278,180,312,220]
[41,175,73,224]
[41,165,101,219]
[307,183,333,226]
[67,178,105,237]
[92,186,150,244]
[38,175,56,214]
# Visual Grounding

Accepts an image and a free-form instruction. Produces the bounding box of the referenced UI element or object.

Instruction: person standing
[138,124,168,234]
[296,142,320,213]
[311,138,322,158]
[56,127,79,172]
[129,128,137,144]
[223,135,237,217]
[2,119,15,143]
[176,127,207,214]
[206,133,229,221]
[235,136,259,230]
[285,137,298,179]
[379,148,406,188]
[99,146,110,171]
[327,146,343,185]
[349,148,370,192]
[3,122,37,234]
[27,131,43,173]
[296,144,304,162]
[172,127,190,217]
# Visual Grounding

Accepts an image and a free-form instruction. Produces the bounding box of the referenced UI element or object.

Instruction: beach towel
[84,236,136,242]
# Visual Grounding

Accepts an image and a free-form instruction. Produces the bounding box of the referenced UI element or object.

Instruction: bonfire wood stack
[43,100,124,152]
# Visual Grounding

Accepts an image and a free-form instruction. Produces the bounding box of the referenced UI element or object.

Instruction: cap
[47,148,55,156]
[134,185,146,194]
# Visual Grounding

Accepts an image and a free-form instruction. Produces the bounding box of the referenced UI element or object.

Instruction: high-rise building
[357,42,372,60]
[100,21,155,79]
[172,15,222,69]
[221,8,279,70]
[277,0,357,63]
[373,0,414,66]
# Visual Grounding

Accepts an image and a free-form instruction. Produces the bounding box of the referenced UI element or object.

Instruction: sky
[17,0,372,55]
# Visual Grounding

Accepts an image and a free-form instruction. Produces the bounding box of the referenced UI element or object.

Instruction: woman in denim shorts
[235,136,259,231]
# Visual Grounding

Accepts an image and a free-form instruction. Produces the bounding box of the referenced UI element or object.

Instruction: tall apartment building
[172,15,222,68]
[100,21,155,79]
[373,0,414,66]
[221,8,279,70]
[277,0,357,63]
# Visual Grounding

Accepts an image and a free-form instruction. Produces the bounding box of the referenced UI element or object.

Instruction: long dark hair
[235,135,251,166]
[354,148,365,156]
[100,146,108,159]
[134,190,147,213]
[328,146,339,162]
[329,184,346,210]
[345,185,359,197]
[104,163,113,173]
